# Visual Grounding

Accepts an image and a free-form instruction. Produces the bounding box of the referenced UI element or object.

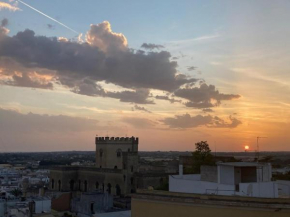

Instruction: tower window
[117,149,122,157]
[100,149,103,157]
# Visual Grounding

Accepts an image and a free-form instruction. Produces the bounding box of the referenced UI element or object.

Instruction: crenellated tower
[95,136,139,170]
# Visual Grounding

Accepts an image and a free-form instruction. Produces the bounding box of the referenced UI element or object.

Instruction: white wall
[169,175,236,196]
[173,174,201,181]
[34,200,51,213]
[219,166,235,185]
[276,180,290,197]
[239,182,278,198]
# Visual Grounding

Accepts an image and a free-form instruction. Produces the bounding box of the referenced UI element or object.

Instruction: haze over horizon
[0,0,289,152]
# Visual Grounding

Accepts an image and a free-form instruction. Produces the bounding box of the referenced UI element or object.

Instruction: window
[78,180,81,191]
[84,180,88,192]
[131,177,134,185]
[114,166,118,169]
[117,149,121,157]
[58,180,61,191]
[51,179,54,189]
[131,166,134,172]
[69,180,75,191]
[90,202,95,214]
[96,182,99,189]
[116,184,121,196]
[99,149,103,157]
[107,183,111,194]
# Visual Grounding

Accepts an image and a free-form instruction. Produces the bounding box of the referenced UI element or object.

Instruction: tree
[10,188,22,197]
[192,141,215,173]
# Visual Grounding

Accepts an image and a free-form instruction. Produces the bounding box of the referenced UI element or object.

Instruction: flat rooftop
[216,162,268,167]
[133,189,290,210]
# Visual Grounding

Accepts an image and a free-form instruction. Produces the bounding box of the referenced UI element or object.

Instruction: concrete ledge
[132,190,290,209]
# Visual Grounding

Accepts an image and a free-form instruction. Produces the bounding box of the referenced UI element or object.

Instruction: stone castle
[49,136,139,196]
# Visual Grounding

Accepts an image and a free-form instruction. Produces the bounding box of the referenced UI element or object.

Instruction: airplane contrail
[18,0,79,34]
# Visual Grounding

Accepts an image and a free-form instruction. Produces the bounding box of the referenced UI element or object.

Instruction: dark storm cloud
[0,21,240,107]
[141,43,164,50]
[174,83,240,108]
[161,113,242,129]
[132,105,151,113]
[155,95,181,103]
[2,73,53,89]
[107,89,154,104]
[0,25,195,92]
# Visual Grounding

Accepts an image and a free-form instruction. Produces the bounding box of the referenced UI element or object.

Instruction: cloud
[107,89,154,104]
[47,24,54,29]
[174,83,240,108]
[0,21,240,108]
[0,18,9,36]
[187,66,197,71]
[1,18,8,27]
[202,108,213,113]
[0,1,20,11]
[0,22,196,95]
[132,104,151,113]
[155,95,181,103]
[122,117,156,128]
[210,115,242,128]
[0,108,98,133]
[1,72,53,89]
[161,113,242,129]
[86,21,127,54]
[141,43,164,50]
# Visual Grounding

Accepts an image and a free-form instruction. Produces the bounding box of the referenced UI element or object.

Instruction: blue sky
[0,0,290,152]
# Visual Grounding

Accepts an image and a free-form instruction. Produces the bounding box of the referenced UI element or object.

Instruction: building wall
[49,136,139,196]
[239,182,279,198]
[200,166,217,182]
[51,192,72,212]
[49,167,133,195]
[277,180,290,197]
[219,165,235,185]
[95,137,138,169]
[132,198,290,217]
[34,200,51,213]
[169,175,235,196]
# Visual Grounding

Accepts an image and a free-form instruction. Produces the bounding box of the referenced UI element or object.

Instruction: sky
[0,0,289,152]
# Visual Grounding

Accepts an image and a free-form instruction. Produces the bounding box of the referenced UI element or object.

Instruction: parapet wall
[95,136,139,145]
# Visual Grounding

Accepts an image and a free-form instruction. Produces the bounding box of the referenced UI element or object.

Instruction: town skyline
[0,0,290,152]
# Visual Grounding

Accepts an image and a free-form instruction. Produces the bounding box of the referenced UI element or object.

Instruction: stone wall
[49,167,133,196]
[200,165,217,182]
[95,136,138,169]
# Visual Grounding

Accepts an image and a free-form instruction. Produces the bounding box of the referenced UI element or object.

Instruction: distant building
[49,137,139,196]
[71,191,113,216]
[49,136,170,197]
[169,162,290,198]
[0,196,51,217]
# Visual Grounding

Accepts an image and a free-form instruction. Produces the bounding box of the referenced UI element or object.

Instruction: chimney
[179,164,183,176]
[39,187,45,197]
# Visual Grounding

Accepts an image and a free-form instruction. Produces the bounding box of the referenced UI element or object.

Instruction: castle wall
[95,137,138,169]
[49,167,134,196]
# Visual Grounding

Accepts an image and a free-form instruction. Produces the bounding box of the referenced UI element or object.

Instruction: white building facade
[170,162,290,198]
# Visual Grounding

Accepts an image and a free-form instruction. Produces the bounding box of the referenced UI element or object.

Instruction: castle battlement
[95,136,139,144]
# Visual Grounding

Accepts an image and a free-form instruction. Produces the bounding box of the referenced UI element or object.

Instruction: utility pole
[256,136,267,162]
